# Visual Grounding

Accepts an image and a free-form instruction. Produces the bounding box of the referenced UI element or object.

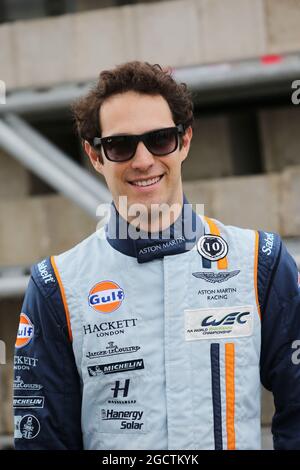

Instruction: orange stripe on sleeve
[225,343,236,450]
[204,216,228,270]
[50,256,73,342]
[254,231,262,320]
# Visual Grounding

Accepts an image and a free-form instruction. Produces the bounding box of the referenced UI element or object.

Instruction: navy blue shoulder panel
[14,257,83,449]
[258,235,300,449]
[31,257,72,341]
[257,231,282,316]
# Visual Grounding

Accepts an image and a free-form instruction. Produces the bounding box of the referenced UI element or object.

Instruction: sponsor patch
[86,341,140,360]
[262,232,274,256]
[83,318,138,337]
[192,270,240,284]
[15,313,34,349]
[100,408,146,434]
[138,237,185,256]
[14,376,42,391]
[185,305,253,341]
[101,377,142,406]
[13,396,44,409]
[37,259,56,284]
[197,235,228,262]
[197,287,237,301]
[88,280,125,313]
[108,379,137,405]
[111,379,130,399]
[88,359,144,376]
[14,415,40,439]
[14,355,38,371]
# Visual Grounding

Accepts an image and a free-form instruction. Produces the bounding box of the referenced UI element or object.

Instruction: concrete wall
[183,164,300,238]
[264,0,300,54]
[0,195,95,267]
[259,107,300,173]
[183,115,233,180]
[0,151,30,199]
[184,172,281,233]
[1,0,300,91]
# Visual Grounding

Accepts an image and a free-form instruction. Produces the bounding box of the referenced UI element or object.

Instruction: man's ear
[84,140,104,174]
[181,126,193,162]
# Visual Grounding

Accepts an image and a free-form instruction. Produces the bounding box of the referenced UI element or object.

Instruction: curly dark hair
[72,61,194,146]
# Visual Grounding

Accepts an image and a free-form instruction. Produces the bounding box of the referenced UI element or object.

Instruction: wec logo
[201,311,250,327]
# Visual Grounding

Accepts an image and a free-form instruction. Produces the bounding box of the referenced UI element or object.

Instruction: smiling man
[85,91,192,232]
[14,62,300,450]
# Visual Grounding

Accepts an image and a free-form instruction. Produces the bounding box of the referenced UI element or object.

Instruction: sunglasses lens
[146,128,178,155]
[100,127,180,161]
[103,136,136,162]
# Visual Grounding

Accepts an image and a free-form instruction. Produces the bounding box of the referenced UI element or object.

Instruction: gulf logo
[15,313,34,349]
[88,280,125,313]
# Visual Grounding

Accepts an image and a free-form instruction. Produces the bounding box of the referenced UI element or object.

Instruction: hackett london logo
[83,318,138,338]
[14,356,38,371]
[88,280,125,313]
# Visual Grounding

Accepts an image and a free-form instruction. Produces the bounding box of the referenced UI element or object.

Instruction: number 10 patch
[197,235,228,262]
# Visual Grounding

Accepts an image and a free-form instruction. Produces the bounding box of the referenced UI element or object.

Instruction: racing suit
[13,198,300,449]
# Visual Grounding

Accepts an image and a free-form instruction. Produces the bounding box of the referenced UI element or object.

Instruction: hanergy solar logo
[88,281,125,313]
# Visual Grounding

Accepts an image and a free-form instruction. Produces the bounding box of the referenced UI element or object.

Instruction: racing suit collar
[105,195,204,263]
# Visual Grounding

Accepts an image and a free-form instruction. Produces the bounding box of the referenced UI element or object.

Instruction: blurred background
[1,0,300,450]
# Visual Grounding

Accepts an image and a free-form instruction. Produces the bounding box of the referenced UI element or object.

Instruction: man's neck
[116,194,184,234]
[105,195,204,263]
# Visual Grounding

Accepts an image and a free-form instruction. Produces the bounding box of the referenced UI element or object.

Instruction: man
[14,61,300,450]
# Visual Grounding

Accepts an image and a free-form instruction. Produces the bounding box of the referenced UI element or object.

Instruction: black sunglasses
[93,124,184,162]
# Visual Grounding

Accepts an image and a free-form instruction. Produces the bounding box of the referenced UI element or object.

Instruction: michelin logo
[88,359,144,376]
[13,396,44,409]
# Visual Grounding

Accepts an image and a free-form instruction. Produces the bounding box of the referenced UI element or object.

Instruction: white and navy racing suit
[13,198,300,450]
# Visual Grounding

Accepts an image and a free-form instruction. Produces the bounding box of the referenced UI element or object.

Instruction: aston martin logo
[192,270,240,284]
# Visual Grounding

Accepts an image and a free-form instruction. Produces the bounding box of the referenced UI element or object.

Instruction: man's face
[85,91,192,219]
